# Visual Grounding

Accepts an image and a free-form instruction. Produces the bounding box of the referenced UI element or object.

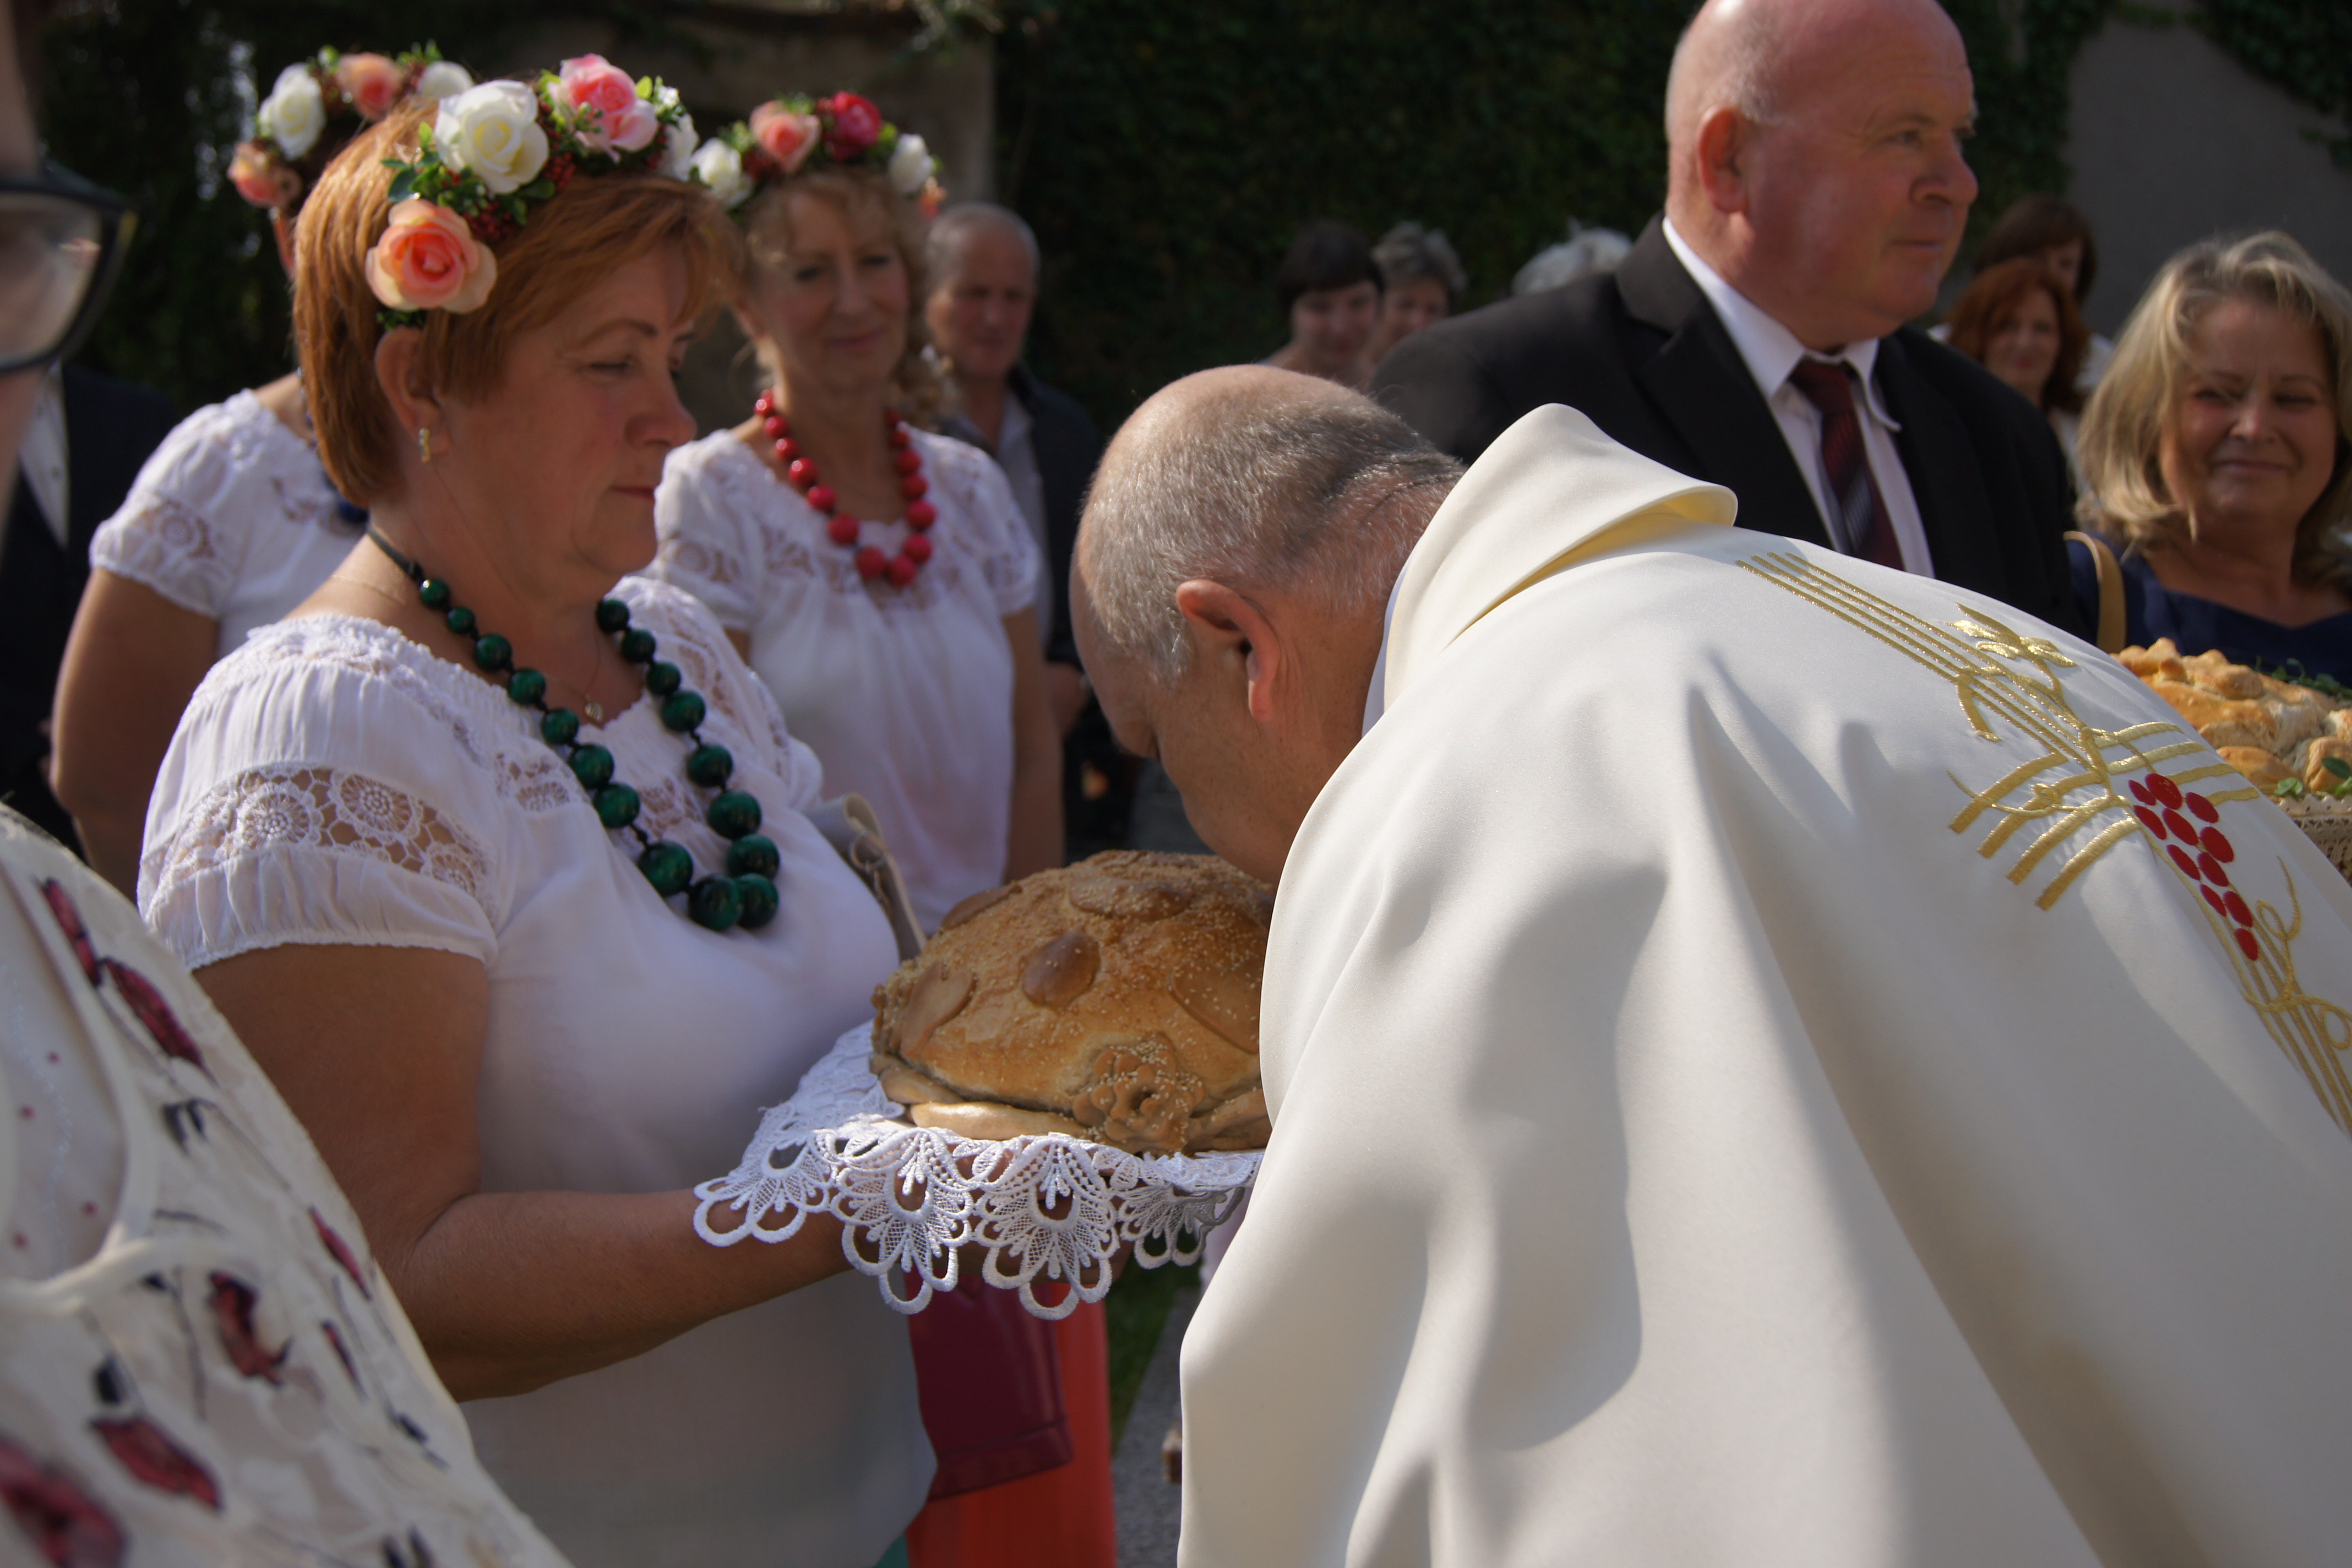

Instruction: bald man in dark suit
[1374,0,2078,636]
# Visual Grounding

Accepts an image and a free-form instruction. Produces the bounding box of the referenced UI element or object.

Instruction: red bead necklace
[755,390,940,589]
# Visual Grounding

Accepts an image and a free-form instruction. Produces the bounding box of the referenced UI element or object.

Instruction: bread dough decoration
[870,852,1273,1154]
[2122,639,2352,793]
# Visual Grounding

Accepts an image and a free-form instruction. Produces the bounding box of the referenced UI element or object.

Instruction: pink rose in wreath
[749,101,821,175]
[558,53,658,156]
[227,143,300,211]
[333,52,406,121]
[365,199,498,314]
[821,92,883,160]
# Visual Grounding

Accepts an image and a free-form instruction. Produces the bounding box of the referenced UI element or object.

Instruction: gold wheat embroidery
[1740,550,2351,1137]
[1740,552,2201,908]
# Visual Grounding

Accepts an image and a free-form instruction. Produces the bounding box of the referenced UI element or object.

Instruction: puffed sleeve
[650,434,767,634]
[923,433,1040,619]
[88,399,263,619]
[139,624,518,971]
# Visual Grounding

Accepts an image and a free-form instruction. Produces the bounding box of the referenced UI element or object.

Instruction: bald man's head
[1663,0,1977,349]
[1079,367,1457,688]
[1076,367,1460,880]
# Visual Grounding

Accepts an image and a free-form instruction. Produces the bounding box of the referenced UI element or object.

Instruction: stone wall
[2062,2,2352,336]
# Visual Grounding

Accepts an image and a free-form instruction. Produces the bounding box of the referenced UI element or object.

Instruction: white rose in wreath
[434,80,550,195]
[888,133,933,198]
[256,63,326,159]
[690,139,752,209]
[415,61,475,102]
[660,113,699,182]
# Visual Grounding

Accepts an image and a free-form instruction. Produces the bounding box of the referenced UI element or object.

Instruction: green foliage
[2193,0,2352,168]
[996,0,2158,429]
[995,0,1687,425]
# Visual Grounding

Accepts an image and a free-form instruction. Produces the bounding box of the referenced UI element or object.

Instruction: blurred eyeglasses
[0,165,133,374]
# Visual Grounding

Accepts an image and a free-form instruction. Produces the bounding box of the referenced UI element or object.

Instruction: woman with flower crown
[51,46,473,897]
[651,94,1062,935]
[135,61,935,1568]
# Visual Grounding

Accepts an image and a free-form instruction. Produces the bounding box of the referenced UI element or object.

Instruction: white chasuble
[1177,406,2352,1568]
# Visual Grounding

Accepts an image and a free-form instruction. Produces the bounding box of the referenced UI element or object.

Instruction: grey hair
[1663,0,1784,158]
[1514,221,1634,296]
[1082,389,1463,685]
[1373,221,1467,303]
[926,202,1041,289]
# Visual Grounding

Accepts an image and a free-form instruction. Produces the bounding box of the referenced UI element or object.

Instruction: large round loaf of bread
[869,852,1272,1155]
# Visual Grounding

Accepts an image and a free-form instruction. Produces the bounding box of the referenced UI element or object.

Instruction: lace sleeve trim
[89,496,230,618]
[143,763,495,929]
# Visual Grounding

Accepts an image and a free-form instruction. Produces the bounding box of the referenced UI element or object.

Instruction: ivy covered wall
[996,0,2154,426]
[32,1,2350,425]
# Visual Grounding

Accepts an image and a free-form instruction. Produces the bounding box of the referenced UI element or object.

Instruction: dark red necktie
[1787,358,1903,569]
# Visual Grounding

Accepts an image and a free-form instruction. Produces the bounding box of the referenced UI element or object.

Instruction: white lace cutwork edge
[692,1025,1260,1319]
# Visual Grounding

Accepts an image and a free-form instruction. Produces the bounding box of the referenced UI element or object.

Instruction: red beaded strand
[755,390,939,589]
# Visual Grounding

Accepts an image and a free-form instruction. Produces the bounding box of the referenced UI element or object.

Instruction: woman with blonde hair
[2067,232,2352,677]
[137,63,934,1567]
[654,94,1061,933]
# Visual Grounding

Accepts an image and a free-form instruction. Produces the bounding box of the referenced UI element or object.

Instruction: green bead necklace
[366,527,780,933]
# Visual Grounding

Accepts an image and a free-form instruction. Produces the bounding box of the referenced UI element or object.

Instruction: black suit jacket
[1373,216,2081,636]
[0,364,177,845]
[1008,364,1104,668]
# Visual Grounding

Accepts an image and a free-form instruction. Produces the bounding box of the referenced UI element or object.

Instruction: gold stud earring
[417,426,434,466]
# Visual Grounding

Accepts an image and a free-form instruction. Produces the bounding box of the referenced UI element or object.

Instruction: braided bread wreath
[869,852,1273,1155]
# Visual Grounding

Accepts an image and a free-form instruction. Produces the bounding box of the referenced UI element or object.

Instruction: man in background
[1374,0,2078,635]
[926,202,1129,856]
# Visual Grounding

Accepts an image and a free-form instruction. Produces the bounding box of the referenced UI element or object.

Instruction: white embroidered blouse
[651,429,1039,932]
[89,391,364,658]
[0,810,572,1568]
[134,578,932,1568]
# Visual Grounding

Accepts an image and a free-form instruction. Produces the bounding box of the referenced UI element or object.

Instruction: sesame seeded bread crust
[869,851,1273,1154]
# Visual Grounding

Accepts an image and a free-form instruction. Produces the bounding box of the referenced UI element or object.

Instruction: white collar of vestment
[1661,217,1903,430]
[1377,405,1735,718]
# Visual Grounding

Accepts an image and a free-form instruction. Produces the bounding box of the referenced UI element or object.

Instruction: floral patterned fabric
[88,391,363,658]
[0,809,571,1567]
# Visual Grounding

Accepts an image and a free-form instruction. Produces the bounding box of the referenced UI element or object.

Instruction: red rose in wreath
[822,92,882,160]
[0,1434,126,1567]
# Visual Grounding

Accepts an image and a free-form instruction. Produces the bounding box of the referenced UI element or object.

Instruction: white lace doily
[694,1026,1261,1317]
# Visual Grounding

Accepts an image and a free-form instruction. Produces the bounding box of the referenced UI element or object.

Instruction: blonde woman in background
[654,94,1060,934]
[2067,231,2352,675]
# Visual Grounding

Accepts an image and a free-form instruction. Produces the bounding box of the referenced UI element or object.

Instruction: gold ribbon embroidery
[1742,551,2352,1136]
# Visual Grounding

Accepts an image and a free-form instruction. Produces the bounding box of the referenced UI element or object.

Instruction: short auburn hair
[1945,258,2088,414]
[296,101,735,505]
[1976,193,2099,306]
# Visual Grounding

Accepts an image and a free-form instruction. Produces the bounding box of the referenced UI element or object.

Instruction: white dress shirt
[1663,218,1935,575]
[17,365,67,543]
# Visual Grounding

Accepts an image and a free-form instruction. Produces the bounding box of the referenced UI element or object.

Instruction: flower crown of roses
[366,55,699,329]
[688,91,942,220]
[231,45,473,214]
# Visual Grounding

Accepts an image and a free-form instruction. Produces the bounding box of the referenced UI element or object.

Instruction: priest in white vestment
[1072,367,2352,1567]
